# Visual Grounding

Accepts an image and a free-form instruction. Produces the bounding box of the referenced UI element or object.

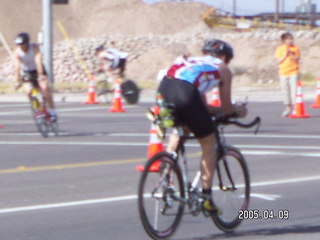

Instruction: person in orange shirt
[275,32,300,117]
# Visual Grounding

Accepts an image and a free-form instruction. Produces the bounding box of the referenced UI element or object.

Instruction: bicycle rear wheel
[211,146,250,232]
[121,80,140,104]
[138,152,185,240]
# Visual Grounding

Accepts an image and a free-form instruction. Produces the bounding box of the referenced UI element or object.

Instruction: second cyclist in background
[95,41,128,84]
[13,32,58,121]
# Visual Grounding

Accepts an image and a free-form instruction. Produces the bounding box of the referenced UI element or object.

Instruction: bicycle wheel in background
[211,146,250,232]
[138,152,185,240]
[121,80,140,104]
[96,80,112,103]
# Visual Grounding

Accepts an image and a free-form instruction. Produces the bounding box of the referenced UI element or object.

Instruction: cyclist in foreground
[13,32,57,121]
[157,39,247,215]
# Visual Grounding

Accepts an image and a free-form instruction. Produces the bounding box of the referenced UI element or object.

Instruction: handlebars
[215,116,261,135]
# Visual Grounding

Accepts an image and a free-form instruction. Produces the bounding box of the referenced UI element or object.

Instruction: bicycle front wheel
[211,146,250,232]
[138,152,185,240]
[50,121,60,136]
[31,97,49,138]
[96,80,112,103]
[35,116,49,138]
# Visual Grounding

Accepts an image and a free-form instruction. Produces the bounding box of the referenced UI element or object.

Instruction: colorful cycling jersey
[99,48,128,61]
[167,55,221,94]
[98,48,128,70]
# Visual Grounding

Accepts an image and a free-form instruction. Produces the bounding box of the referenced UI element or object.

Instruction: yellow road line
[0,152,201,175]
[0,158,146,175]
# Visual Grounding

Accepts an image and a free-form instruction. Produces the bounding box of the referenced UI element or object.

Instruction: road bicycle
[138,115,261,240]
[30,86,59,138]
[95,75,140,104]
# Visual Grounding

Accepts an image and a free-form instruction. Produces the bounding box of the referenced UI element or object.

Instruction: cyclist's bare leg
[166,129,217,189]
[39,77,55,109]
[23,83,33,101]
[198,132,217,190]
[166,133,179,152]
[166,127,190,152]
[107,69,123,87]
[115,71,124,84]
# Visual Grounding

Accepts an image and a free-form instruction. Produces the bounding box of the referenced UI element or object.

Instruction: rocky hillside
[1,1,320,86]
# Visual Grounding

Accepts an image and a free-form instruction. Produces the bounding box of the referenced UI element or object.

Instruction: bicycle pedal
[50,115,58,123]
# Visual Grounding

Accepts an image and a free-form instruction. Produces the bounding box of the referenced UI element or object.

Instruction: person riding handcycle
[13,32,57,121]
[156,39,247,216]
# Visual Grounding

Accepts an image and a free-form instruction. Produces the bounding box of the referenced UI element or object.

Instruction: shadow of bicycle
[179,224,320,240]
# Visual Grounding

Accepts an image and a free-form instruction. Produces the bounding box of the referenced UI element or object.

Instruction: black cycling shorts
[110,58,126,76]
[22,70,40,88]
[158,77,217,139]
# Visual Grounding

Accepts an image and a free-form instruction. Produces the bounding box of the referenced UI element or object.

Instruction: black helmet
[95,45,105,52]
[202,39,234,60]
[15,32,30,45]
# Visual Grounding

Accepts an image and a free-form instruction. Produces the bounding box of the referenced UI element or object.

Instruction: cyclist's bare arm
[207,63,247,118]
[206,63,234,115]
[13,51,22,89]
[33,44,46,78]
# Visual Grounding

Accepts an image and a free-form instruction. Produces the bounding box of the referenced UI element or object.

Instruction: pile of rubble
[1,28,320,85]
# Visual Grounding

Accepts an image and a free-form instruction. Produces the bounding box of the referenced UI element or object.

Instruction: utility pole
[233,0,236,17]
[42,0,53,84]
[282,0,285,14]
[275,0,279,22]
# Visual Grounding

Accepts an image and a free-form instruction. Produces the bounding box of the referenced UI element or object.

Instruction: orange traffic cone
[84,75,99,104]
[311,78,320,108]
[135,122,164,172]
[289,81,311,118]
[109,80,125,112]
[209,87,221,107]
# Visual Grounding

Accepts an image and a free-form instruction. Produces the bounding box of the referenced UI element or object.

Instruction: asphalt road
[0,100,319,240]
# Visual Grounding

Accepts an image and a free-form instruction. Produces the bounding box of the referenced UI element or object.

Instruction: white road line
[0,110,29,115]
[228,133,320,140]
[246,193,281,201]
[65,132,320,140]
[0,195,137,214]
[0,140,320,153]
[0,105,138,116]
[1,174,320,214]
[0,141,146,146]
[60,113,144,118]
[0,104,29,108]
[58,105,138,113]
[242,150,320,158]
[240,145,320,150]
[0,132,320,141]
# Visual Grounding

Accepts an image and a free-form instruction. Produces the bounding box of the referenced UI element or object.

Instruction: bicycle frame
[171,124,242,207]
[171,127,205,207]
[30,87,59,137]
[31,87,50,117]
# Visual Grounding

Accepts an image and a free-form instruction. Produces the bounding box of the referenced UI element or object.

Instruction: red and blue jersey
[167,55,221,94]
